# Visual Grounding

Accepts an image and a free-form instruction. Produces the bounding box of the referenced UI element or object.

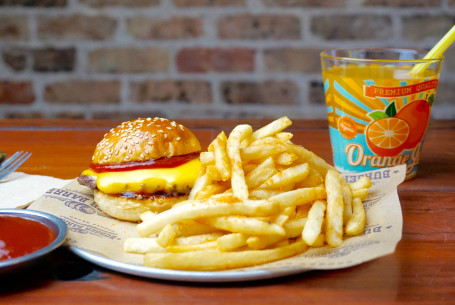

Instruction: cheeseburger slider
[77,117,201,222]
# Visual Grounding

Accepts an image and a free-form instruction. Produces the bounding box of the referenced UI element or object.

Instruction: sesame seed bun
[80,117,202,222]
[92,117,201,165]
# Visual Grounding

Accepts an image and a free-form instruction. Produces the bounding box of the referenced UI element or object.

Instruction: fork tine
[0,152,32,179]
[0,151,22,168]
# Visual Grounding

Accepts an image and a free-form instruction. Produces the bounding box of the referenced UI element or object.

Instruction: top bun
[92,117,201,165]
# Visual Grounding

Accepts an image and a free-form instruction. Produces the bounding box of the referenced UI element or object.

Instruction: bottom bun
[94,190,187,222]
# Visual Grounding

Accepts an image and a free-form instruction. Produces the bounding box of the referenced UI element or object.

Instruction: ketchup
[0,216,55,261]
[90,152,199,173]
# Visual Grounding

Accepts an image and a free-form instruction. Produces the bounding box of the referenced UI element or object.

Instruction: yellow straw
[410,24,455,77]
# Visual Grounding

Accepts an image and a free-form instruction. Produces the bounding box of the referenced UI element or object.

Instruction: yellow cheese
[82,158,201,195]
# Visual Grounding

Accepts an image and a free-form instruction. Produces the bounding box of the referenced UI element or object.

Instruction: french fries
[125,117,373,271]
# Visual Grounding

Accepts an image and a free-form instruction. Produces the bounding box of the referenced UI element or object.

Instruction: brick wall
[1,0,455,120]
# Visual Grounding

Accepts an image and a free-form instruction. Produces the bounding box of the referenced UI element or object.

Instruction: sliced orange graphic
[338,116,358,140]
[365,117,410,156]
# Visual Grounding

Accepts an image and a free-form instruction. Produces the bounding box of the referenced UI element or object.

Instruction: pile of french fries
[124,117,372,271]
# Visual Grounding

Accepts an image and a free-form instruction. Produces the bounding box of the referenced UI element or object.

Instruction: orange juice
[321,49,442,179]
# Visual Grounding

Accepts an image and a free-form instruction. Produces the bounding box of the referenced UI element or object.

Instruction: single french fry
[274,132,293,142]
[325,170,344,247]
[156,224,177,247]
[269,186,326,208]
[245,157,276,189]
[188,173,209,200]
[311,234,325,247]
[342,183,353,225]
[194,182,230,200]
[352,188,369,200]
[174,220,220,237]
[283,217,307,237]
[199,151,215,165]
[166,241,218,253]
[246,235,285,250]
[200,216,285,236]
[144,239,307,271]
[140,210,156,222]
[217,233,248,251]
[251,116,293,141]
[241,139,288,161]
[258,163,309,189]
[350,176,373,191]
[124,237,166,254]
[346,197,366,236]
[205,164,222,181]
[227,124,253,200]
[275,152,297,165]
[302,200,326,246]
[213,131,231,181]
[174,233,224,246]
[249,189,281,199]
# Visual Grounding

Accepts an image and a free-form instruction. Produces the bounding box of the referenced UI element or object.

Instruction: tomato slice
[90,152,199,173]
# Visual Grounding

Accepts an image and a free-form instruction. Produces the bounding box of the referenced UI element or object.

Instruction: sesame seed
[176,137,181,141]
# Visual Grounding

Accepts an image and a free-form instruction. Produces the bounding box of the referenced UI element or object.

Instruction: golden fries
[126,116,373,271]
[144,239,307,271]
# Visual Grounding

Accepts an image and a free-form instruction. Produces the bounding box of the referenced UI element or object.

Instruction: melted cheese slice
[82,158,201,195]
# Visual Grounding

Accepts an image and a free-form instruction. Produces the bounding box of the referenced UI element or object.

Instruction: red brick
[44,80,120,104]
[402,15,454,41]
[173,0,245,6]
[130,80,212,104]
[218,14,301,40]
[5,112,44,119]
[264,48,322,73]
[311,15,392,40]
[53,112,86,119]
[80,0,159,7]
[89,48,169,73]
[2,49,27,71]
[0,0,67,6]
[127,16,203,40]
[221,80,298,105]
[361,0,441,6]
[33,47,75,72]
[263,0,346,7]
[37,15,116,40]
[92,111,166,120]
[0,16,28,40]
[177,48,255,73]
[308,81,325,105]
[0,81,34,105]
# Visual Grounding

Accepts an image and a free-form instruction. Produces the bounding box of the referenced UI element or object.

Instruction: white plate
[68,246,310,282]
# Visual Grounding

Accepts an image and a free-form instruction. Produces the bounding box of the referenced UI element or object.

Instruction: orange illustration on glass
[321,49,442,179]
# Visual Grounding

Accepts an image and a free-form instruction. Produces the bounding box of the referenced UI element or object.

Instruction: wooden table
[1,119,454,304]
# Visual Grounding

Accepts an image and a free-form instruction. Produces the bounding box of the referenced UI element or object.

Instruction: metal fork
[0,151,32,180]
